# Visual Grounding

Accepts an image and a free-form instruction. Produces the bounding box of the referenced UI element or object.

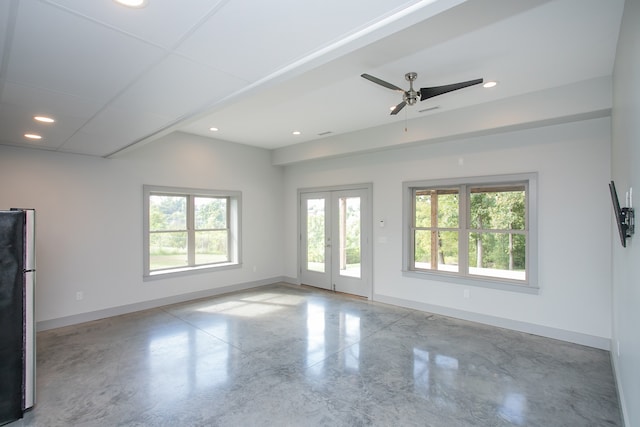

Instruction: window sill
[144,262,241,281]
[402,269,539,294]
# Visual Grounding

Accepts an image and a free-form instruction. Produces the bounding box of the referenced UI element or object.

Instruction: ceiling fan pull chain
[404,109,408,132]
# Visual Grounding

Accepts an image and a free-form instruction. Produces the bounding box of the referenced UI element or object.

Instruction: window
[403,173,537,293]
[143,185,241,278]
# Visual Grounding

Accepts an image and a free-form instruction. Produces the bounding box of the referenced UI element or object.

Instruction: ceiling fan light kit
[361,72,483,115]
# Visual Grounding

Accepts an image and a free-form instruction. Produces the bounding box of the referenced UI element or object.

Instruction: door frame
[297,183,373,299]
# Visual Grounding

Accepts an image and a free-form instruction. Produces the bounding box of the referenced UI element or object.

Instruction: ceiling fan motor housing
[403,91,418,105]
[404,72,418,105]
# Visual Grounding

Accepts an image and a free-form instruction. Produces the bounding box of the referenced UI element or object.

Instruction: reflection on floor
[15,283,621,426]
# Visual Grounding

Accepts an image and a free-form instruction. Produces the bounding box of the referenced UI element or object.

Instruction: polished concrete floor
[14,283,620,426]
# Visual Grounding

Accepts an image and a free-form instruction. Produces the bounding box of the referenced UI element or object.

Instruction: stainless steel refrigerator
[0,209,35,425]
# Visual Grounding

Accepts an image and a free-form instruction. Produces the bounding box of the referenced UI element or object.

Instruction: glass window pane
[339,197,361,278]
[195,197,227,229]
[415,189,458,228]
[415,193,432,227]
[469,186,525,230]
[195,230,229,265]
[149,231,187,270]
[468,232,526,280]
[414,230,458,272]
[306,199,325,273]
[414,230,432,269]
[150,195,186,231]
[437,231,459,272]
[438,191,459,228]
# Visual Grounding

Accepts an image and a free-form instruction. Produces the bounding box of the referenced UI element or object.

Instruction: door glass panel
[306,198,325,273]
[339,196,361,278]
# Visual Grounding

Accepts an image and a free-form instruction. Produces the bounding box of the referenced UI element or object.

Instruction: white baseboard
[373,293,611,350]
[37,277,290,331]
[282,276,300,285]
[610,350,629,426]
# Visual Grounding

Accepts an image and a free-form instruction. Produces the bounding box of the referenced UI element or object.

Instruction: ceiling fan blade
[390,101,407,115]
[361,74,405,92]
[419,78,483,101]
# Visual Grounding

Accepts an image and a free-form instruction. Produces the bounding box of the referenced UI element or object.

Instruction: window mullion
[430,190,438,269]
[410,188,417,270]
[524,181,530,279]
[225,196,231,263]
[187,195,195,266]
[459,184,469,276]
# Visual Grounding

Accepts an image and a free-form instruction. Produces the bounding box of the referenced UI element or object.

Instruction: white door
[300,187,371,298]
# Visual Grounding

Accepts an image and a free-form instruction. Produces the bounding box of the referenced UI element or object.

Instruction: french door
[299,186,371,298]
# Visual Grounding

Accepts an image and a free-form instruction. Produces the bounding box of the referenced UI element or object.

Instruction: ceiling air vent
[418,106,440,113]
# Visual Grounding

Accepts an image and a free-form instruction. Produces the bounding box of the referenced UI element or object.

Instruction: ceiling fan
[361,72,483,115]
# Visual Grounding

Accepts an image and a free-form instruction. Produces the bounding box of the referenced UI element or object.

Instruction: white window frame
[143,185,241,280]
[402,173,538,294]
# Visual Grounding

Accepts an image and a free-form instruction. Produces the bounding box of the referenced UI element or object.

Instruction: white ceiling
[0,0,625,158]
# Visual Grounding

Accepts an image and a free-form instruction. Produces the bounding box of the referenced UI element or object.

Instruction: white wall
[283,117,612,347]
[0,132,284,324]
[0,110,615,350]
[611,0,640,424]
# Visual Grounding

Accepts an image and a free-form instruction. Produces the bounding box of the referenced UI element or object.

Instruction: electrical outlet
[463,289,470,299]
[76,291,84,301]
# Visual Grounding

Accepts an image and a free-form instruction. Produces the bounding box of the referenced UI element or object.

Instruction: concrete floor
[12,283,621,426]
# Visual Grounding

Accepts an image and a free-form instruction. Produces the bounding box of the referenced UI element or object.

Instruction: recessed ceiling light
[24,134,42,140]
[209,127,219,132]
[114,0,148,8]
[292,131,301,135]
[483,81,498,88]
[34,115,55,123]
